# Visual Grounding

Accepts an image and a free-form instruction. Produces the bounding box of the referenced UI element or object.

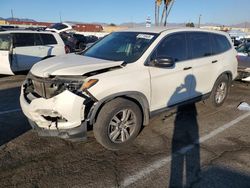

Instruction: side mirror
[151,57,175,68]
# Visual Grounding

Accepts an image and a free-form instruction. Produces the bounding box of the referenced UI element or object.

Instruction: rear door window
[34,33,43,46]
[211,34,231,54]
[13,33,35,47]
[187,32,212,59]
[0,34,11,50]
[40,34,57,45]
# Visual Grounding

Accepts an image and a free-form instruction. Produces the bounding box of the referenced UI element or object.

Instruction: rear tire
[206,74,230,108]
[93,98,142,150]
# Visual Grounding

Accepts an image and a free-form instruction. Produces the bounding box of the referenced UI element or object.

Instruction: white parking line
[120,111,250,187]
[0,108,21,115]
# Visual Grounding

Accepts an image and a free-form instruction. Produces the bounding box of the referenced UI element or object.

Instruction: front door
[148,33,194,112]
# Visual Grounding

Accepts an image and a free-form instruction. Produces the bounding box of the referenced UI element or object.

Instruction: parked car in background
[0,30,65,75]
[237,43,250,82]
[46,22,73,33]
[20,27,238,150]
[60,32,99,53]
[231,36,242,47]
[236,42,250,56]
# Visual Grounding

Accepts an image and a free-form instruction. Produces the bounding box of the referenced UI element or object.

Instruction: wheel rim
[108,109,137,143]
[215,82,227,104]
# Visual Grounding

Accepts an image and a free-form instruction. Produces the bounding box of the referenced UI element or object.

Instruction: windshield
[0,34,11,51]
[49,23,68,30]
[83,32,158,63]
[237,43,250,53]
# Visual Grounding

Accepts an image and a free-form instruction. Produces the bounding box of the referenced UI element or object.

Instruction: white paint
[0,108,21,115]
[242,76,250,82]
[120,111,250,187]
[238,102,250,111]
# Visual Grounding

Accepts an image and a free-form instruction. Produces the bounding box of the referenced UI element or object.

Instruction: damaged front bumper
[20,86,88,141]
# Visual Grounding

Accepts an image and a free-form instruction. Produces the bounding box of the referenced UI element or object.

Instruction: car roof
[120,27,228,36]
[0,30,56,35]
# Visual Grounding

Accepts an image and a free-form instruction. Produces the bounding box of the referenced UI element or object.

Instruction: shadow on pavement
[0,87,31,146]
[168,75,201,187]
[193,166,250,188]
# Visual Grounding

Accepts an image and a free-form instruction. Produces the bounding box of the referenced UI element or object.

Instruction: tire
[206,74,230,108]
[93,98,142,150]
[78,42,86,51]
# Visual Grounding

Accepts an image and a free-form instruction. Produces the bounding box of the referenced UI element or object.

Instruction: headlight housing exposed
[53,76,85,93]
[24,74,98,99]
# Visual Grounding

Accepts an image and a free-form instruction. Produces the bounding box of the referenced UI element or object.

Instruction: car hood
[30,54,123,78]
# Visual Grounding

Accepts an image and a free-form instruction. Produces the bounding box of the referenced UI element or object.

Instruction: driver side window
[153,33,188,62]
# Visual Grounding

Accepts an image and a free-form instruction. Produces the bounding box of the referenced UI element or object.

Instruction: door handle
[183,67,192,70]
[212,60,218,64]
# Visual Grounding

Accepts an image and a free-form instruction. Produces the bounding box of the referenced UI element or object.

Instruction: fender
[87,91,150,126]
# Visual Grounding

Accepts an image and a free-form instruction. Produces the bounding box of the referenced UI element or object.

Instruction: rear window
[49,23,68,30]
[0,34,11,50]
[40,34,57,45]
[187,32,212,59]
[13,33,35,47]
[211,34,231,54]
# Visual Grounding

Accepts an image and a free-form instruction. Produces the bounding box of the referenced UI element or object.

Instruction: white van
[0,30,65,75]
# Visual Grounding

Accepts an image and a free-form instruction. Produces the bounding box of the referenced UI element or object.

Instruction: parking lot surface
[0,76,250,188]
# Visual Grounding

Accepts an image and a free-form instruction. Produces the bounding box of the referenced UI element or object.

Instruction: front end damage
[20,73,97,141]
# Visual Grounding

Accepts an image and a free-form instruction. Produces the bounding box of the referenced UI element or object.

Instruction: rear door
[39,33,59,56]
[12,33,43,71]
[0,33,14,74]
[187,32,217,97]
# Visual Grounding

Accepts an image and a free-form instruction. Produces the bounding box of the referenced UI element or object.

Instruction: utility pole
[198,14,202,28]
[59,12,62,23]
[11,9,14,20]
[155,1,158,26]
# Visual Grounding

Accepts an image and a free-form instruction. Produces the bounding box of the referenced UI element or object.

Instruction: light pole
[198,14,202,28]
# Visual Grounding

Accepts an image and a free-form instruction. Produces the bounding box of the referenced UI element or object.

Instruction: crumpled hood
[30,54,123,77]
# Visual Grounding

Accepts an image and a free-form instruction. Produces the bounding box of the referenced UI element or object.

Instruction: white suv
[20,27,238,150]
[0,30,65,75]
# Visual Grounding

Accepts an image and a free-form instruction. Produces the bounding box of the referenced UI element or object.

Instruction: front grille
[33,80,46,98]
[24,74,60,99]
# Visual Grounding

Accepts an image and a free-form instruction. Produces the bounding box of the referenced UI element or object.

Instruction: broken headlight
[53,76,98,95]
[53,76,86,94]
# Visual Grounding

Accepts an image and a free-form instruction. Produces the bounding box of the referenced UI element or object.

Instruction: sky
[0,0,250,25]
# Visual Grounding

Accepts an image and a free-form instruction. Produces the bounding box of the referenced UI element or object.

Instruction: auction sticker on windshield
[137,34,154,40]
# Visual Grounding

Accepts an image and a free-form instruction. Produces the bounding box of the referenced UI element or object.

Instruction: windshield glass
[0,34,11,51]
[237,43,250,53]
[83,32,158,63]
[49,23,68,30]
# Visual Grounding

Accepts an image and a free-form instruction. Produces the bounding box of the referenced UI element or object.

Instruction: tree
[155,0,175,26]
[109,23,116,26]
[186,22,195,27]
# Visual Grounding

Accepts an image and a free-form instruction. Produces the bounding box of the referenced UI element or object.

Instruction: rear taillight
[236,55,240,61]
[65,45,70,54]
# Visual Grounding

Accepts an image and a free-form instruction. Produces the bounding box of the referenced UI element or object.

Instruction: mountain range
[0,17,249,28]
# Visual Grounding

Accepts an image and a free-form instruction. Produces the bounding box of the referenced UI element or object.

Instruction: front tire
[206,74,230,108]
[93,98,142,150]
